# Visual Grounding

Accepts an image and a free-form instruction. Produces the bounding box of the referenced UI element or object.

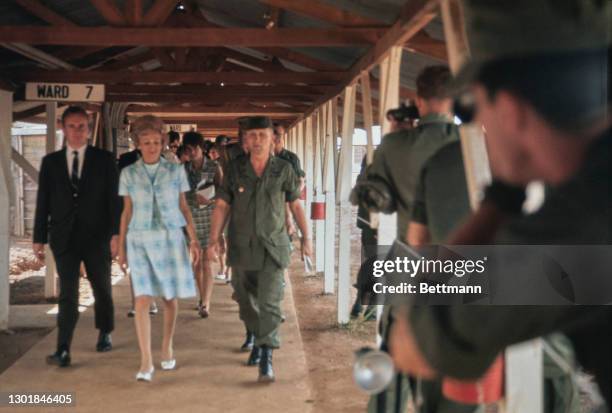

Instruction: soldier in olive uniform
[273,123,306,238]
[389,0,612,409]
[207,116,313,383]
[363,65,458,241]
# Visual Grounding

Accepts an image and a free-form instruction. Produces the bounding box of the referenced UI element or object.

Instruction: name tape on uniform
[25,83,105,102]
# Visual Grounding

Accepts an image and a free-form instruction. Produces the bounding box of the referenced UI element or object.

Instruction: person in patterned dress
[118,115,200,382]
[183,131,220,318]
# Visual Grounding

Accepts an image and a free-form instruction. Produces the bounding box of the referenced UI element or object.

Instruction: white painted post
[322,101,336,294]
[336,85,357,324]
[313,110,325,274]
[303,116,314,244]
[0,90,13,331]
[440,0,491,209]
[44,103,58,299]
[374,48,402,336]
[376,47,402,245]
[505,340,544,412]
[360,71,375,165]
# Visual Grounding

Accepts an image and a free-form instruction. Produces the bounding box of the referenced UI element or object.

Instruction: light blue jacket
[119,157,190,231]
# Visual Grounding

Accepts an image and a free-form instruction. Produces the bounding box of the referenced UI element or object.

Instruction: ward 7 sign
[26,83,105,102]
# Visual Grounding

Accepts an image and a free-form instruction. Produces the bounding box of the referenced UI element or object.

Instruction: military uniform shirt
[411,140,471,243]
[217,155,301,270]
[276,148,305,178]
[367,113,459,239]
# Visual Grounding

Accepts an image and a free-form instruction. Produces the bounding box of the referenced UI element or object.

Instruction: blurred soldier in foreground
[389,0,612,409]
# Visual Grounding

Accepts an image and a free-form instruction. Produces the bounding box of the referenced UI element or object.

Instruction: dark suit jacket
[33,146,121,255]
[117,149,141,171]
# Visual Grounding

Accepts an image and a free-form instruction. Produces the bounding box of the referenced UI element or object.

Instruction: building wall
[11,134,46,236]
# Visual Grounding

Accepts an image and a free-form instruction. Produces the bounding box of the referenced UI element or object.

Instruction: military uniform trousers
[232,252,285,349]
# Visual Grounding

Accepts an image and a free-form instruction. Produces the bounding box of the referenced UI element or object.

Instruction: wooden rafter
[106,84,331,95]
[13,103,46,121]
[258,0,383,27]
[259,0,445,61]
[126,105,301,116]
[173,10,345,71]
[125,0,143,26]
[0,26,384,46]
[404,30,447,61]
[106,94,313,105]
[151,47,175,70]
[13,0,75,26]
[13,70,347,85]
[99,50,156,71]
[301,0,439,120]
[142,0,180,26]
[90,0,127,26]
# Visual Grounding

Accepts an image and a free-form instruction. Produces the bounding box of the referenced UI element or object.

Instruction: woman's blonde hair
[130,115,167,145]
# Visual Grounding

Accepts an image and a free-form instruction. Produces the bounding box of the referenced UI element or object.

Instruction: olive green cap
[450,0,612,92]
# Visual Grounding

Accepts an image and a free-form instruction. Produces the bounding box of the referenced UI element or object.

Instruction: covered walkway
[0,272,312,413]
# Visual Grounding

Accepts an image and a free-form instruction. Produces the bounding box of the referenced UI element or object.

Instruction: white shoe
[160,359,176,370]
[136,367,155,382]
[214,273,226,281]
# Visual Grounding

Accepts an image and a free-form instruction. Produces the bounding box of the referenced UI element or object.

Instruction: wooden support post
[440,0,491,209]
[44,102,58,299]
[322,101,336,294]
[376,47,402,246]
[13,136,25,237]
[360,71,375,165]
[303,116,314,251]
[11,148,39,184]
[336,84,357,324]
[92,111,101,147]
[331,98,339,176]
[359,70,378,232]
[0,90,13,331]
[313,110,325,274]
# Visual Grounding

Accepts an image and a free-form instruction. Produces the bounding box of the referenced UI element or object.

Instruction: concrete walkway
[0,273,313,413]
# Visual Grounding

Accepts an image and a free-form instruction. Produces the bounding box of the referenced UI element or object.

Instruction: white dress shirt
[66,144,87,179]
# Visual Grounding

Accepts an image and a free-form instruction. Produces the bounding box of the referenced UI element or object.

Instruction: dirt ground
[289,208,377,413]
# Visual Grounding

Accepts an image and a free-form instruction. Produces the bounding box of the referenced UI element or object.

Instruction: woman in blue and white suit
[118,115,200,382]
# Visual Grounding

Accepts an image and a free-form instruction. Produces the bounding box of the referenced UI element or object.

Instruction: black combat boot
[258,346,275,383]
[247,345,261,366]
[240,330,255,352]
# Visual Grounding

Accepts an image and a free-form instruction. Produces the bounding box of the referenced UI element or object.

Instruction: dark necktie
[71,150,79,188]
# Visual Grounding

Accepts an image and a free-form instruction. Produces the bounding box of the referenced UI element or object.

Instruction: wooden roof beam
[90,0,127,26]
[106,84,331,95]
[125,0,143,26]
[404,30,447,61]
[301,0,439,120]
[98,50,156,71]
[142,0,180,26]
[0,26,383,47]
[258,0,383,27]
[172,10,345,71]
[13,0,76,26]
[126,105,302,116]
[106,94,314,105]
[14,70,347,85]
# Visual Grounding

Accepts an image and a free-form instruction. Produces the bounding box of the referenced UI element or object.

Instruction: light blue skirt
[126,228,196,299]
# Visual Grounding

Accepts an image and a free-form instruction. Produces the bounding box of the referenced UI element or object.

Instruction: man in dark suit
[33,105,121,367]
